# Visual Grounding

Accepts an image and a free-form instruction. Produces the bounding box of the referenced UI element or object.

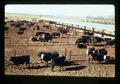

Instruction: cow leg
[51,65,54,72]
[45,61,49,66]
[51,59,55,72]
[59,66,64,71]
[86,54,89,64]
[59,66,62,71]
[89,55,93,64]
[40,58,44,63]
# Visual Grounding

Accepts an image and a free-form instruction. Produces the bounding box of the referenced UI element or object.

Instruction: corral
[4,17,115,77]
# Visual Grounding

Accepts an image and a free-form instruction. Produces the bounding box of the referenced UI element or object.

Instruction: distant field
[5,13,41,21]
[5,12,114,25]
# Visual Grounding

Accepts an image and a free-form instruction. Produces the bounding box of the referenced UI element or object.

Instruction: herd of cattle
[5,19,115,71]
[75,32,115,48]
[8,47,115,71]
[9,52,66,71]
[87,47,114,64]
[5,20,115,47]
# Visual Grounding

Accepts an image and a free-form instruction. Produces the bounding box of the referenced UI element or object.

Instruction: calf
[9,55,30,65]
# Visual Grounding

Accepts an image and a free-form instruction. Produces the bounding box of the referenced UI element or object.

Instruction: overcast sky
[5,4,115,17]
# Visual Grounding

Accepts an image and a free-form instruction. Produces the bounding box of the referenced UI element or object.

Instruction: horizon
[5,5,115,18]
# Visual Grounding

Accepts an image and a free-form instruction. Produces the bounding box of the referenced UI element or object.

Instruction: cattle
[104,38,115,46]
[15,22,23,28]
[15,27,24,35]
[35,32,45,36]
[102,56,115,64]
[58,27,69,34]
[87,47,107,63]
[98,48,107,55]
[37,51,59,66]
[81,35,94,44]
[19,25,26,31]
[43,25,49,29]
[51,55,66,71]
[52,32,60,38]
[27,22,34,27]
[38,51,66,71]
[32,32,52,42]
[31,36,39,41]
[49,21,57,24]
[79,35,105,45]
[5,26,9,30]
[10,23,16,26]
[84,31,94,36]
[39,32,52,42]
[75,38,87,48]
[94,36,105,45]
[32,25,40,30]
[9,55,30,66]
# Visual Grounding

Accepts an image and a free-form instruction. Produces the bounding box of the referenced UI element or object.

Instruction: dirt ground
[4,19,115,77]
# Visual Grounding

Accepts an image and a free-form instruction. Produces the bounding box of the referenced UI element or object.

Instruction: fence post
[14,49,16,56]
[27,37,28,49]
[67,36,69,44]
[69,50,72,61]
[64,48,67,57]
[60,34,62,43]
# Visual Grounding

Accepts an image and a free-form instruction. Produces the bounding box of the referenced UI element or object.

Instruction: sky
[5,4,115,17]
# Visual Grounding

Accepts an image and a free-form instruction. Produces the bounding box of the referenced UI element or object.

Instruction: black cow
[15,27,24,35]
[35,32,45,36]
[75,38,87,48]
[9,55,30,65]
[43,25,49,29]
[38,51,59,66]
[81,35,94,44]
[84,31,94,36]
[58,27,69,34]
[49,21,57,24]
[98,48,107,55]
[87,47,107,63]
[80,35,105,45]
[51,55,66,71]
[104,38,115,46]
[94,36,104,44]
[31,36,39,41]
[33,25,39,30]
[5,26,9,30]
[33,32,52,42]
[52,32,60,38]
[38,51,66,71]
[11,23,16,26]
[39,33,52,42]
[19,26,26,31]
